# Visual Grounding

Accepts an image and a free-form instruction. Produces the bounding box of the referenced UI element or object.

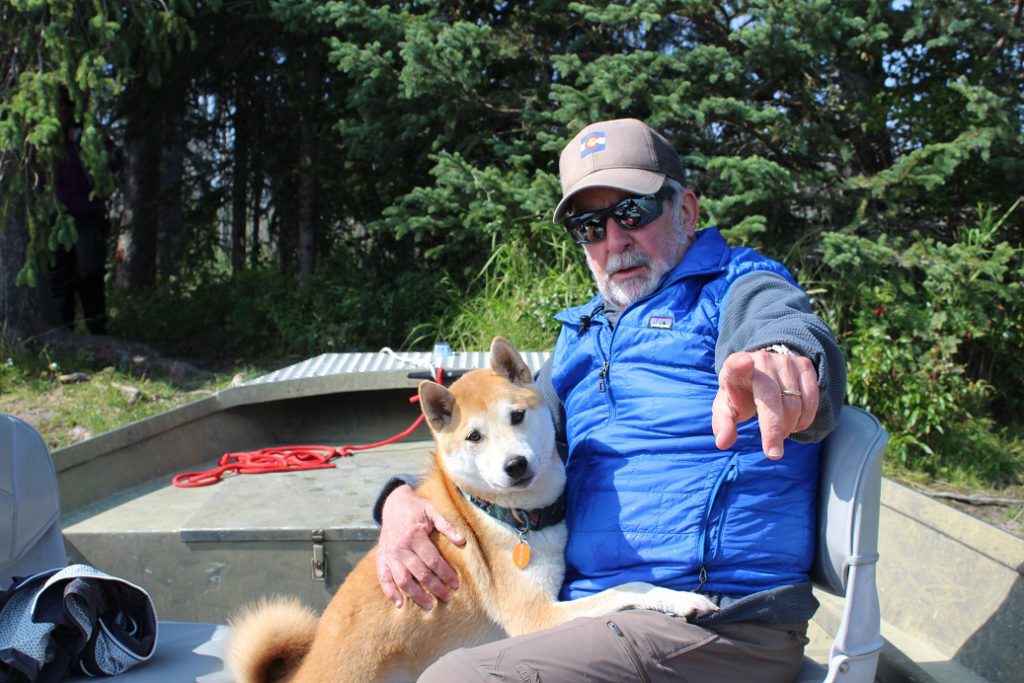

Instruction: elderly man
[377,118,845,682]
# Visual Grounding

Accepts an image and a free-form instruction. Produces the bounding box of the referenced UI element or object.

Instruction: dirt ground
[880,469,1023,538]
[925,489,1024,539]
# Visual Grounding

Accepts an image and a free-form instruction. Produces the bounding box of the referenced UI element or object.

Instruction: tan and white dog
[228,337,716,683]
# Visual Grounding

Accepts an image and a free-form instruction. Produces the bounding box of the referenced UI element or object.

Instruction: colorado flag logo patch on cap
[580,132,606,158]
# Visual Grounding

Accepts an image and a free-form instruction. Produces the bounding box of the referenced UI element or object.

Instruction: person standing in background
[50,91,118,335]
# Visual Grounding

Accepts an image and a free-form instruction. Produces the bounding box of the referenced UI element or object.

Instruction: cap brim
[552,168,666,223]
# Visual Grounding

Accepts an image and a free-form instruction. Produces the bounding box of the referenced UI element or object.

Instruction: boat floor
[61,439,433,622]
[62,439,432,541]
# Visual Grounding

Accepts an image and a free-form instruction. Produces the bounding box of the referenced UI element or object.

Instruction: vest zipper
[695,455,739,591]
[599,317,617,422]
[607,621,652,683]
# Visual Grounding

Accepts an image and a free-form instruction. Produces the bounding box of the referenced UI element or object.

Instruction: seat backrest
[810,406,887,683]
[0,414,67,587]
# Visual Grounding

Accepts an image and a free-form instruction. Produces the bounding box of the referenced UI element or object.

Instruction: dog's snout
[503,456,529,480]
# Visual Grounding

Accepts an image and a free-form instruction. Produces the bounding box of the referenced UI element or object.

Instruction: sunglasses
[563,188,671,244]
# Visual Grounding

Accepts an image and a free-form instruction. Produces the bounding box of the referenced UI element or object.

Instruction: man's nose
[603,216,635,252]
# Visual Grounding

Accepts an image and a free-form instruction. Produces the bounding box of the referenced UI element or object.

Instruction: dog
[228,337,716,682]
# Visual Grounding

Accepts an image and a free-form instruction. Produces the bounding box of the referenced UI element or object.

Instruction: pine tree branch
[985,0,1023,61]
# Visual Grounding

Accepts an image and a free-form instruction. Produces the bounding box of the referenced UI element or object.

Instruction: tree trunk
[274,182,296,275]
[838,49,893,177]
[250,170,263,268]
[0,184,54,347]
[296,117,315,285]
[157,100,185,283]
[296,55,322,285]
[116,126,160,290]
[231,105,249,274]
[250,88,265,269]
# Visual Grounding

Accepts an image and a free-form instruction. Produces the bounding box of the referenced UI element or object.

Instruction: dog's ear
[418,380,454,432]
[489,336,532,386]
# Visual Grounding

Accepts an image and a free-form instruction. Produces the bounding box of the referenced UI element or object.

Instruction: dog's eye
[510,410,525,425]
[466,430,482,443]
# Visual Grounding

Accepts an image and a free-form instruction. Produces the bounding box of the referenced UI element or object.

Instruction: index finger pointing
[718,353,758,425]
[750,368,786,459]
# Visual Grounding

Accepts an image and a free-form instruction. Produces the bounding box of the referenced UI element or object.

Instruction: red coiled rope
[171,368,440,488]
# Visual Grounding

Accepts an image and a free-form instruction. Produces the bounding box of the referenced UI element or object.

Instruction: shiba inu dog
[228,337,716,682]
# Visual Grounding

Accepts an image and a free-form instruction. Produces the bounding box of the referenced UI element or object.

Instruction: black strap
[461,489,566,533]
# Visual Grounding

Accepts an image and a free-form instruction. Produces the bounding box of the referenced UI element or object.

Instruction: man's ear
[418,380,454,432]
[680,189,700,239]
[489,336,532,386]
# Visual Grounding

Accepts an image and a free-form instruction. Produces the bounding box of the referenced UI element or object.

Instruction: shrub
[109,251,453,361]
[414,225,592,352]
[812,202,1023,486]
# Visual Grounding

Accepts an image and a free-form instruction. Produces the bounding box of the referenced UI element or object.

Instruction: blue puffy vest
[551,228,820,599]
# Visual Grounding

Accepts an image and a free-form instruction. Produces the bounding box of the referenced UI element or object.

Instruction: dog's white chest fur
[516,523,569,597]
[478,513,568,598]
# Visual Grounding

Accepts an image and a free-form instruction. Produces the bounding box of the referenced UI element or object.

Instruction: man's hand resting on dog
[377,483,464,609]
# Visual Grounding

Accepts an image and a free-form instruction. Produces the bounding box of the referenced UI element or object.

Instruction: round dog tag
[512,541,531,569]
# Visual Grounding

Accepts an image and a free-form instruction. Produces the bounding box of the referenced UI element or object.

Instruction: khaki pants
[419,610,808,683]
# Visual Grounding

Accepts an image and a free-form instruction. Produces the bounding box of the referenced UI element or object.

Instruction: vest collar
[460,488,566,533]
[669,226,731,278]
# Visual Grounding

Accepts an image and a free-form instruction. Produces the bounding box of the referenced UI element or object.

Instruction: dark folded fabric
[692,581,820,626]
[0,565,157,682]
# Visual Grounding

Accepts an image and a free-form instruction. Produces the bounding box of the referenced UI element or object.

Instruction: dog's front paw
[646,588,718,619]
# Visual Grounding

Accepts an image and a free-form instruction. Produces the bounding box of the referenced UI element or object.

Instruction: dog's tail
[228,596,319,683]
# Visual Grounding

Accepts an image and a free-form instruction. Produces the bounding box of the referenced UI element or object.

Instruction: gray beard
[601,249,659,309]
[589,232,692,310]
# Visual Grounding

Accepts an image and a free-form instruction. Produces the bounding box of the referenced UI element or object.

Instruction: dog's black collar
[460,489,566,533]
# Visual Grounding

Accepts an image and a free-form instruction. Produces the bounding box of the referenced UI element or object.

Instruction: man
[50,92,116,335]
[376,118,845,682]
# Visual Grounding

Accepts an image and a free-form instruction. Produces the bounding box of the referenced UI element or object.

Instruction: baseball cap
[553,118,685,223]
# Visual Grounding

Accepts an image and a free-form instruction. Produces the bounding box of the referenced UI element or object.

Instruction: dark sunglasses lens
[566,214,605,243]
[614,197,660,228]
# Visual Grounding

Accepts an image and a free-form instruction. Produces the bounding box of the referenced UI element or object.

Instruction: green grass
[0,346,257,450]
[409,230,593,352]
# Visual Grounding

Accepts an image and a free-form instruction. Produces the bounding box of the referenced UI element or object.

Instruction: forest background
[1,0,1022,525]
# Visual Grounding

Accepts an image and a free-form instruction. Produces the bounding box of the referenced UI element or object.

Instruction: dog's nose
[503,456,529,480]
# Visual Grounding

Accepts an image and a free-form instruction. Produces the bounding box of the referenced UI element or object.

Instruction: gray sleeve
[535,357,569,463]
[371,474,422,526]
[716,271,846,443]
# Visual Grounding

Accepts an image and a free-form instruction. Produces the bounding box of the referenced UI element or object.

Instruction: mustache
[605,249,652,277]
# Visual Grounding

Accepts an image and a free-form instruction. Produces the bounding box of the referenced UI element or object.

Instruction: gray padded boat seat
[0,414,67,587]
[793,406,887,683]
